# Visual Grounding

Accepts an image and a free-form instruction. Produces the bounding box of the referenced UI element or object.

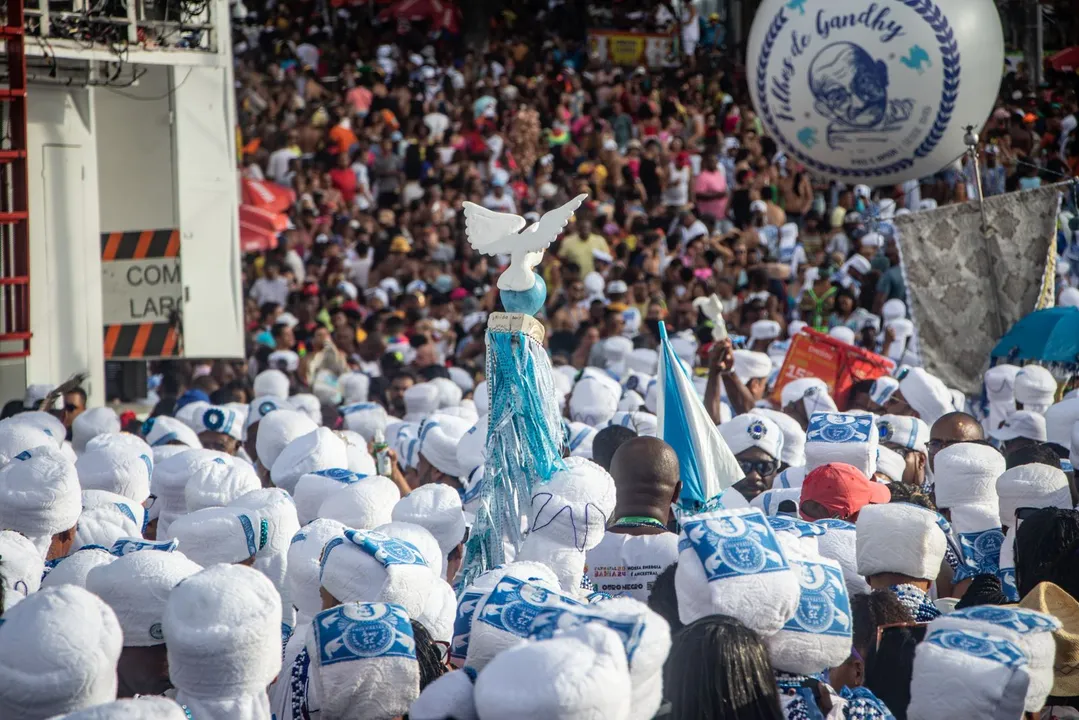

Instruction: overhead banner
[100,229,182,359]
[588,30,674,68]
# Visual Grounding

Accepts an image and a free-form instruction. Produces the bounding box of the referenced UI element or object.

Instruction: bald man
[584,437,681,602]
[928,411,985,472]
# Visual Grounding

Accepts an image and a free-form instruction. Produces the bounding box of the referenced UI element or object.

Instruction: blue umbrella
[991,306,1079,365]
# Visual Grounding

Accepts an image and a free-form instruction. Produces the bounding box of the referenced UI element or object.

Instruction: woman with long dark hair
[663,615,784,720]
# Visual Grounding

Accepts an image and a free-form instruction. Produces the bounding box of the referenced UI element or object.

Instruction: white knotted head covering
[932,442,1005,511]
[404,383,441,422]
[270,427,350,495]
[230,488,301,606]
[391,483,466,561]
[804,412,879,478]
[341,402,389,442]
[253,369,290,399]
[86,549,203,647]
[719,413,784,461]
[565,421,597,459]
[164,564,281,719]
[908,628,1030,720]
[780,378,838,417]
[0,416,57,465]
[142,416,201,450]
[898,368,954,426]
[1045,397,1079,447]
[517,457,617,593]
[0,530,43,610]
[293,468,365,525]
[75,434,153,503]
[675,507,800,635]
[163,506,266,566]
[856,503,947,581]
[569,374,621,427]
[286,518,346,620]
[606,411,658,437]
[756,408,807,467]
[40,547,116,589]
[317,476,400,530]
[184,452,261,511]
[996,463,1072,529]
[54,697,188,719]
[72,408,121,453]
[318,528,434,617]
[286,394,321,426]
[0,585,122,718]
[245,396,287,431]
[418,414,473,479]
[339,372,370,405]
[474,624,632,720]
[12,412,65,448]
[930,605,1060,711]
[72,502,141,552]
[409,669,478,720]
[1015,365,1057,414]
[305,602,420,720]
[255,410,318,471]
[876,414,930,453]
[0,444,81,556]
[335,429,377,475]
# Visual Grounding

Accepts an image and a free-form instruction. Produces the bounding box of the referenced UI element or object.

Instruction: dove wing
[462,201,526,254]
[530,193,589,252]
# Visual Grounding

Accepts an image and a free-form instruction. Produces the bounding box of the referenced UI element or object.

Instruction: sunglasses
[738,458,779,477]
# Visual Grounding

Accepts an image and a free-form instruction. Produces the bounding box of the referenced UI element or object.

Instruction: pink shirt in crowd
[694,169,728,222]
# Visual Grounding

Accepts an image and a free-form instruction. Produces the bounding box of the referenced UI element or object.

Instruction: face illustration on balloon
[809,42,914,148]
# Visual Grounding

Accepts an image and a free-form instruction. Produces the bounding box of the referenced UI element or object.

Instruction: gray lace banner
[894,184,1061,395]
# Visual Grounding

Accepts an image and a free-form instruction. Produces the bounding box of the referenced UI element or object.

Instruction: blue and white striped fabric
[656,322,744,511]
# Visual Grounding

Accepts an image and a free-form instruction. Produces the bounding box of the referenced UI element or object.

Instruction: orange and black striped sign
[101,229,182,359]
[101,229,180,260]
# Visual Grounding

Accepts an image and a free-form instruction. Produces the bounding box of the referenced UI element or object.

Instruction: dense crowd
[2,2,1079,720]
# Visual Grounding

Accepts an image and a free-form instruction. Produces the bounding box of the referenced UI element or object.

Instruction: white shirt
[663,163,691,207]
[423,112,450,141]
[267,147,299,185]
[584,531,679,602]
[826,232,851,258]
[249,276,290,307]
[482,192,516,214]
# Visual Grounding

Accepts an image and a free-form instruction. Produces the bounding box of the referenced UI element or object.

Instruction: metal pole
[1034,0,1043,89]
[964,125,988,233]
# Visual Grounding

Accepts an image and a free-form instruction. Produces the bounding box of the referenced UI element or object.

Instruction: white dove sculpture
[461,194,588,291]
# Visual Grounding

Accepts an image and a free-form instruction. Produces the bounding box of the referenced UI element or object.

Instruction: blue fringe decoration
[456,325,565,591]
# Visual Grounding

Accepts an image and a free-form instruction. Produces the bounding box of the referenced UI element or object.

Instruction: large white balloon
[747,0,1004,185]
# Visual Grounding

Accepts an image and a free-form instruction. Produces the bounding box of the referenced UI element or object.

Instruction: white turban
[270,427,350,494]
[0,530,43,611]
[814,519,870,596]
[566,422,597,459]
[780,377,838,417]
[194,406,244,442]
[246,396,287,430]
[898,368,954,426]
[404,383,441,422]
[305,602,420,720]
[164,565,281,716]
[286,518,346,619]
[255,410,318,471]
[750,320,782,344]
[0,444,81,556]
[870,377,899,407]
[1015,365,1056,414]
[908,628,1030,720]
[829,326,856,345]
[142,416,201,449]
[856,503,946,581]
[391,484,466,560]
[569,375,620,427]
[675,508,800,635]
[39,547,115,589]
[341,402,389,442]
[0,585,122,718]
[606,411,658,437]
[289,394,323,426]
[719,413,784,461]
[230,487,301,614]
[429,378,462,409]
[881,298,906,322]
[418,414,473,478]
[318,476,401,530]
[474,624,632,720]
[184,452,261,511]
[72,408,121,453]
[804,412,879,478]
[626,348,659,375]
[75,434,153,503]
[756,408,807,467]
[294,469,365,525]
[14,412,65,447]
[989,410,1047,443]
[876,413,929,453]
[334,429,376,476]
[254,369,290,399]
[409,670,478,720]
[163,506,265,566]
[147,448,203,535]
[932,443,1005,510]
[473,381,490,417]
[54,697,188,719]
[875,446,906,484]
[175,401,210,433]
[0,417,61,466]
[318,529,434,617]
[86,549,203,647]
[732,350,773,384]
[1045,397,1079,447]
[985,364,1021,405]
[338,372,370,405]
[602,336,635,378]
[375,521,444,581]
[72,503,141,553]
[996,463,1072,529]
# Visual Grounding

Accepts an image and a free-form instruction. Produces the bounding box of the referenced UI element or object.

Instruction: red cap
[800,463,890,520]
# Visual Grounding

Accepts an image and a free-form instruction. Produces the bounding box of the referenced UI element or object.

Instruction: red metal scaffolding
[0,0,29,359]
